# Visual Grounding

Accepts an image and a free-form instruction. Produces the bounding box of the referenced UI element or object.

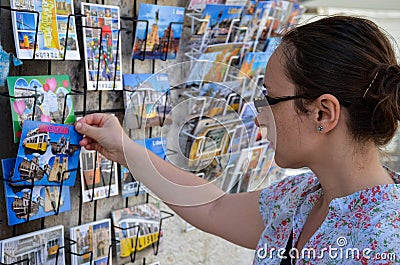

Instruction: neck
[309,142,394,203]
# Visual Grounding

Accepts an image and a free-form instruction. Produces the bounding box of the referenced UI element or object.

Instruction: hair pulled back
[281,15,400,146]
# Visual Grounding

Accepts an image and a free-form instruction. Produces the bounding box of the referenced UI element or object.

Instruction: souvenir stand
[0,0,304,263]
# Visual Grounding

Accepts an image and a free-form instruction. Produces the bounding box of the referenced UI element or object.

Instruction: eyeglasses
[254,90,352,113]
[254,94,307,112]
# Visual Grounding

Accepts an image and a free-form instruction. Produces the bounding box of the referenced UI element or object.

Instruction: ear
[312,94,341,133]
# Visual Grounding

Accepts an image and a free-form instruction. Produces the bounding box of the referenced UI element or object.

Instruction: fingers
[79,136,96,147]
[76,113,108,127]
[75,119,102,139]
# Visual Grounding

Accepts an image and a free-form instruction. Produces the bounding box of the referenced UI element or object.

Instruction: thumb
[75,121,100,138]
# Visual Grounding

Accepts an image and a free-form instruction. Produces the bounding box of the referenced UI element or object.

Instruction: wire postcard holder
[55,237,93,265]
[112,209,174,263]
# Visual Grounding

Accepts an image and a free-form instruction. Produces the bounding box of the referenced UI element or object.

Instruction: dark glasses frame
[254,95,307,112]
[254,89,351,113]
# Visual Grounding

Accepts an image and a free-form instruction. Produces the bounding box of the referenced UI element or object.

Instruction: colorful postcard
[112,203,160,262]
[0,225,65,264]
[263,36,281,54]
[187,43,244,84]
[248,144,274,191]
[121,166,148,198]
[13,120,82,186]
[193,4,243,45]
[70,219,112,265]
[239,52,270,79]
[132,4,185,60]
[242,1,273,43]
[0,44,22,86]
[7,75,76,143]
[133,137,167,160]
[123,74,171,128]
[239,101,259,148]
[80,148,119,202]
[81,3,122,90]
[2,158,71,226]
[10,0,80,59]
[188,119,237,168]
[187,0,224,11]
[236,145,266,193]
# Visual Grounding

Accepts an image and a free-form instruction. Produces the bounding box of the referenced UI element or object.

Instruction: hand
[75,113,126,166]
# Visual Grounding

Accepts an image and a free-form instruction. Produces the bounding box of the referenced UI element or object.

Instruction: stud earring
[317,125,323,132]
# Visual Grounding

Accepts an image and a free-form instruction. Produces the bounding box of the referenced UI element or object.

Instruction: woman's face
[256,48,313,168]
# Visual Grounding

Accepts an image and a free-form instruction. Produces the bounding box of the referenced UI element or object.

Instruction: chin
[274,155,301,169]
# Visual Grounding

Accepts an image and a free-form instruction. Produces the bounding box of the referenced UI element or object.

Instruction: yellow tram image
[22,128,51,154]
[118,218,160,257]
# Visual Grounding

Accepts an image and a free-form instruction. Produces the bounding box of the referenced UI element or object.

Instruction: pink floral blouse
[254,170,400,264]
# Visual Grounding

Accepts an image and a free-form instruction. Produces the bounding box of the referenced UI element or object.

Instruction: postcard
[187,43,244,84]
[121,166,148,198]
[0,225,65,264]
[0,44,22,86]
[239,52,270,80]
[242,1,273,43]
[80,148,119,202]
[70,219,112,265]
[187,0,224,11]
[112,203,160,261]
[248,144,274,191]
[239,101,259,148]
[7,75,76,143]
[123,73,171,128]
[10,0,80,59]
[132,4,185,60]
[191,4,243,47]
[81,3,122,90]
[188,119,237,169]
[12,120,82,186]
[236,145,266,192]
[133,137,167,160]
[2,158,71,226]
[263,36,281,54]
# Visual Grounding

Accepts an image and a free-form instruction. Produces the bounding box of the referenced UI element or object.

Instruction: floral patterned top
[253,170,400,264]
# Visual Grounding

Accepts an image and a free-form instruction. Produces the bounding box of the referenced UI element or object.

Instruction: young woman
[75,16,400,264]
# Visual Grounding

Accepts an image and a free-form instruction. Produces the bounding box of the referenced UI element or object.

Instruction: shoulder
[260,170,317,203]
[259,170,318,224]
[352,200,400,262]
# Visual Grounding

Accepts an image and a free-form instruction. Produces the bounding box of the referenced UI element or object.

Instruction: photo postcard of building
[0,225,65,264]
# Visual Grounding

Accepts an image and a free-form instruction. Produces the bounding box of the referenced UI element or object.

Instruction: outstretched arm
[75,113,265,249]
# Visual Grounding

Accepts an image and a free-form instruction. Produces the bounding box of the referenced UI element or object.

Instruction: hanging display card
[12,120,82,186]
[81,3,122,90]
[112,203,160,262]
[2,157,72,226]
[0,225,65,264]
[70,219,112,265]
[80,148,119,202]
[10,0,80,59]
[132,4,185,60]
[8,75,76,143]
[123,73,171,128]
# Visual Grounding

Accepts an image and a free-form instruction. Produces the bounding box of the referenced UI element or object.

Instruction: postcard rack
[185,9,275,54]
[186,12,241,53]
[112,209,174,263]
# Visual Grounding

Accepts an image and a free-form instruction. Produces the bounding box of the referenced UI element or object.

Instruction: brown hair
[280,15,400,146]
